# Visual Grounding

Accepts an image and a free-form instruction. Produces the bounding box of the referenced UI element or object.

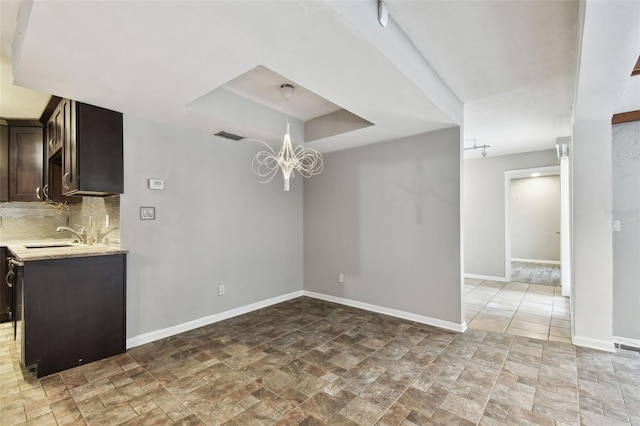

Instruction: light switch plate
[140,207,155,220]
[612,220,621,232]
[148,179,164,190]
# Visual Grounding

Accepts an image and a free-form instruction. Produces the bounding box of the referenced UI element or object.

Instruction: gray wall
[510,176,561,262]
[464,149,558,278]
[121,115,303,339]
[303,127,463,325]
[572,120,614,350]
[612,121,640,341]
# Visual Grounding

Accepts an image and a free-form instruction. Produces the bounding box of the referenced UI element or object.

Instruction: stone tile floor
[1,297,639,425]
[465,279,571,342]
[510,262,561,287]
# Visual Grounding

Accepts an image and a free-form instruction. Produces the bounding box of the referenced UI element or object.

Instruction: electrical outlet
[338,273,344,283]
[218,284,225,296]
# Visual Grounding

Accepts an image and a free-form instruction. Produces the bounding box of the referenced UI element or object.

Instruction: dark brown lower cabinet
[17,254,126,377]
[0,247,10,323]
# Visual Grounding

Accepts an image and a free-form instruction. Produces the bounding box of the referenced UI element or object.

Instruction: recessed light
[530,173,541,177]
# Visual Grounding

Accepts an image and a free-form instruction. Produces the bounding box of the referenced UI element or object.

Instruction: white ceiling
[1,0,637,156]
[9,0,458,152]
[385,0,580,157]
[221,65,341,122]
[0,0,49,119]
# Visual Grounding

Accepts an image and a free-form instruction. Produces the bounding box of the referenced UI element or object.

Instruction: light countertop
[1,239,127,262]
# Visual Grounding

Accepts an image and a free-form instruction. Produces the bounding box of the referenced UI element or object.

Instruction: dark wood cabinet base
[19,254,126,377]
[0,247,10,323]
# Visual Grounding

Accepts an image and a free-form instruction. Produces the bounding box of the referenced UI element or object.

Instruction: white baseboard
[464,273,508,282]
[126,289,469,349]
[573,335,616,353]
[614,336,640,350]
[126,290,304,349]
[303,290,467,333]
[511,258,561,265]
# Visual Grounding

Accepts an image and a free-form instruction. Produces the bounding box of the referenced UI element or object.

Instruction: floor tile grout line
[469,333,517,425]
[520,281,552,339]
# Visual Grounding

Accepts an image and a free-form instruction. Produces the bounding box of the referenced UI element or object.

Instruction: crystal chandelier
[252,84,323,191]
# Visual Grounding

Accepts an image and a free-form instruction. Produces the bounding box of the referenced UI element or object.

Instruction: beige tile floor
[464,278,571,343]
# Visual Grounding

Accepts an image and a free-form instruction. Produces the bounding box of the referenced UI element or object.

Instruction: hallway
[510,261,561,287]
[464,278,570,342]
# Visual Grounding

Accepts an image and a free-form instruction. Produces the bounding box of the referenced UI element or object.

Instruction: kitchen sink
[24,243,76,249]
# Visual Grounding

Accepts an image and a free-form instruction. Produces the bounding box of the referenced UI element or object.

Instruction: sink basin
[24,243,76,249]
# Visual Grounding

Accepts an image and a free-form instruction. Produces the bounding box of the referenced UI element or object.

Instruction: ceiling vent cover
[214,130,245,141]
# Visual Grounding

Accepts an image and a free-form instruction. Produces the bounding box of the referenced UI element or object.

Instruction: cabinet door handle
[49,138,55,151]
[6,270,14,288]
[62,172,70,190]
[43,184,49,200]
[36,186,42,200]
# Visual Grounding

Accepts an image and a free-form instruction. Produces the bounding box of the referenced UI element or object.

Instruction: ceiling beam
[573,0,640,122]
[327,1,463,125]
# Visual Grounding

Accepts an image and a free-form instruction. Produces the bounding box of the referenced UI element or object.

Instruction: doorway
[505,166,561,282]
[509,172,561,287]
[464,161,573,343]
[503,165,570,341]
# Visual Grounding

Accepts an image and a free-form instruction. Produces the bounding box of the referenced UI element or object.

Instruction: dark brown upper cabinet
[47,99,123,196]
[0,125,9,202]
[46,153,81,203]
[7,126,44,202]
[47,98,69,158]
[45,98,80,203]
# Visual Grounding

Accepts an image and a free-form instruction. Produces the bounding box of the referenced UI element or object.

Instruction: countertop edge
[2,240,128,262]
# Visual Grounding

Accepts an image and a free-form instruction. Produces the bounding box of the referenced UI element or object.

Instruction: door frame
[504,165,561,282]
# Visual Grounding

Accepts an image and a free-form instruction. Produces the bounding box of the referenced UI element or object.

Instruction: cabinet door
[0,126,8,201]
[47,155,80,203]
[8,127,44,202]
[61,99,77,194]
[0,248,10,324]
[47,117,55,158]
[47,109,56,158]
[47,102,64,158]
[62,101,123,195]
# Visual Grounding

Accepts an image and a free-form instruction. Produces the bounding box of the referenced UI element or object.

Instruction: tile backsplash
[0,196,120,246]
[70,196,121,246]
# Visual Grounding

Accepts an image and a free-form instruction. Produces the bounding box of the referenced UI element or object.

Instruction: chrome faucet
[56,225,87,244]
[96,226,115,245]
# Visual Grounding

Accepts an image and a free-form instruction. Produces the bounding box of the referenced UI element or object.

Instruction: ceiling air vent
[214,130,245,141]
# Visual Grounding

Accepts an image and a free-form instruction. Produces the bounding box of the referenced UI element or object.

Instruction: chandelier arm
[249,138,278,154]
[252,154,281,183]
[292,145,324,177]
[250,139,283,183]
